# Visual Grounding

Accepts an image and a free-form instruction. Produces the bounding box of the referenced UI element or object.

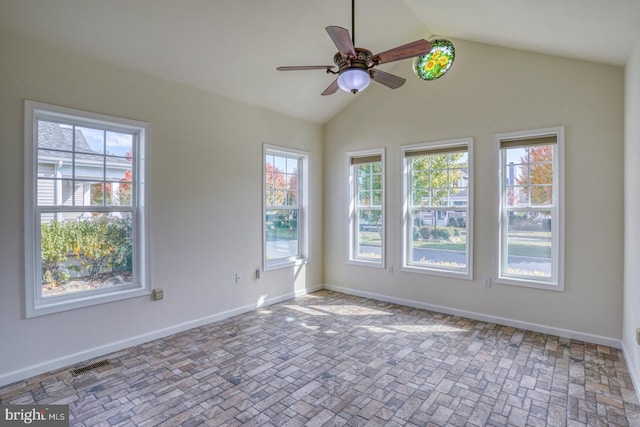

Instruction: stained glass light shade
[413,39,455,81]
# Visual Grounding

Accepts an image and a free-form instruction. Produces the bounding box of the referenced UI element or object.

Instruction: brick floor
[1,290,639,426]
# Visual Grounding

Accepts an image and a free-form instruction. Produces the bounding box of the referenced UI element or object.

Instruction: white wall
[0,32,323,385]
[324,39,625,344]
[624,40,640,393]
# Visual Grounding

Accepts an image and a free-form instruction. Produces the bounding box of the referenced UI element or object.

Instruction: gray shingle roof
[37,121,129,165]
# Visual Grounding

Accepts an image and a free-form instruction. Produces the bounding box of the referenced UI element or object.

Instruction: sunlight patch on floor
[282,305,330,316]
[309,305,393,316]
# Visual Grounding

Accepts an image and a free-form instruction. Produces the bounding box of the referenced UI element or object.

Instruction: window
[263,145,309,270]
[348,150,385,266]
[402,138,473,278]
[25,101,149,317]
[495,127,564,290]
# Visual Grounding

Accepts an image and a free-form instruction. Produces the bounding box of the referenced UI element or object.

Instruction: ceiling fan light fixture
[337,68,370,94]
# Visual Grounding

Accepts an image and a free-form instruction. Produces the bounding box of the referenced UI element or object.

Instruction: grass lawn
[507,242,551,258]
[362,228,551,259]
[360,231,382,245]
[413,241,465,251]
[413,239,551,258]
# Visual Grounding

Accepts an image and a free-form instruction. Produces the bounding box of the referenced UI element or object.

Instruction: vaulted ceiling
[1,0,638,124]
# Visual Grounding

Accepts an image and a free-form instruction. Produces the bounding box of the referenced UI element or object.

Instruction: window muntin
[402,139,473,278]
[264,146,308,270]
[25,101,149,317]
[496,128,564,290]
[349,151,384,266]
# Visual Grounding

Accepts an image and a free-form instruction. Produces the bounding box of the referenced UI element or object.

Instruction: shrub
[40,220,71,285]
[432,228,451,240]
[41,215,132,285]
[447,217,466,228]
[419,226,432,240]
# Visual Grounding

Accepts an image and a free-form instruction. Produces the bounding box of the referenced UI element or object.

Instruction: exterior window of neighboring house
[495,127,564,290]
[263,145,309,270]
[401,138,473,279]
[25,101,149,317]
[348,150,384,267]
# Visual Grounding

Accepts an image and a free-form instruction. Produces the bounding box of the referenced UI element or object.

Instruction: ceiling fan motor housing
[333,48,373,72]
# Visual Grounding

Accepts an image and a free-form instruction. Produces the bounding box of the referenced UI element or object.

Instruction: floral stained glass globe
[413,39,455,81]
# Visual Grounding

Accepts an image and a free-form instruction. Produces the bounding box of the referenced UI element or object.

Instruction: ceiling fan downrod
[351,0,355,47]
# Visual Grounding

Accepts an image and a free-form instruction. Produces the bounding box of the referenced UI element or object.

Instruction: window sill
[495,276,564,292]
[401,265,472,281]
[27,285,151,318]
[347,259,384,269]
[264,257,308,272]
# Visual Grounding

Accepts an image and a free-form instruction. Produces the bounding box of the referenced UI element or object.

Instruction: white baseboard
[622,341,640,397]
[323,284,622,349]
[0,285,323,388]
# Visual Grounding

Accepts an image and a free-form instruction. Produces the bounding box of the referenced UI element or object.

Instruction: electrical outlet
[152,288,164,301]
[235,273,242,284]
[636,328,640,345]
[387,265,393,274]
[482,277,491,288]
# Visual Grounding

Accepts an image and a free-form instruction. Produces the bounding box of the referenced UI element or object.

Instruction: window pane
[503,210,552,279]
[530,163,553,185]
[531,186,553,206]
[372,190,382,206]
[356,209,382,260]
[40,212,133,298]
[88,181,107,206]
[266,155,296,208]
[38,148,72,168]
[505,147,527,164]
[351,156,384,265]
[38,121,74,151]
[106,131,133,157]
[286,157,297,174]
[76,126,105,154]
[265,209,299,264]
[272,190,286,206]
[358,191,371,206]
[105,156,131,179]
[506,185,530,207]
[37,179,57,206]
[409,209,467,270]
[274,155,286,171]
[61,180,83,206]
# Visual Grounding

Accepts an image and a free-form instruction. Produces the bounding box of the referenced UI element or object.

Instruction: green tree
[411,152,466,207]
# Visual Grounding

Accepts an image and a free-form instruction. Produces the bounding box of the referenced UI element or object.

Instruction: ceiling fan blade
[326,26,356,57]
[370,69,406,89]
[321,79,340,96]
[277,65,335,71]
[373,39,432,65]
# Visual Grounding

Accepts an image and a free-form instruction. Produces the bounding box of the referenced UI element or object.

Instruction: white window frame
[263,144,309,271]
[24,100,150,317]
[347,149,385,268]
[401,138,474,279]
[494,126,565,291]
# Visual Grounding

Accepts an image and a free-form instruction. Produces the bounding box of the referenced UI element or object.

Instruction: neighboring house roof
[38,121,130,166]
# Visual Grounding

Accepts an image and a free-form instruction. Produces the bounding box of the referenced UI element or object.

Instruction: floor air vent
[70,359,111,376]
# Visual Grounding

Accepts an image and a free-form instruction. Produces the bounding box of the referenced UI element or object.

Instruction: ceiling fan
[276,0,433,95]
